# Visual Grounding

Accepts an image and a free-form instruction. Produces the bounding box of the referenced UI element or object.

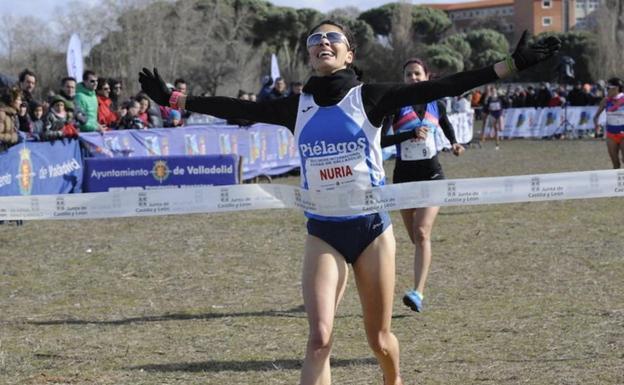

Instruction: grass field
[1,139,623,385]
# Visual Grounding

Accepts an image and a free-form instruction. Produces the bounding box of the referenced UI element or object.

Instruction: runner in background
[594,77,624,169]
[481,86,504,149]
[139,23,560,385]
[381,58,465,313]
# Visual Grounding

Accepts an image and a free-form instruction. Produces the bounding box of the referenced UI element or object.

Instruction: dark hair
[174,78,186,86]
[122,99,138,109]
[96,78,110,91]
[18,69,36,83]
[307,19,363,80]
[1,86,23,105]
[61,77,76,86]
[308,19,357,53]
[237,89,248,98]
[109,78,122,88]
[82,70,96,81]
[402,58,429,74]
[607,77,624,92]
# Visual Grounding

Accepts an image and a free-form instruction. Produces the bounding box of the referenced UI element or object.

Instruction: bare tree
[591,0,624,79]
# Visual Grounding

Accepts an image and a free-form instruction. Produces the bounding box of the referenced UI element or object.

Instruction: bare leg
[300,235,349,385]
[480,115,489,143]
[619,139,624,168]
[400,207,440,295]
[353,227,402,385]
[494,116,502,148]
[606,137,621,168]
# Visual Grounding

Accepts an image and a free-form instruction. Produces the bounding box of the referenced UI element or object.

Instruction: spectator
[17,68,37,131]
[547,90,565,107]
[42,95,70,141]
[525,85,537,107]
[267,77,288,100]
[136,93,162,127]
[58,76,87,126]
[256,75,273,101]
[247,92,257,102]
[117,99,145,130]
[536,82,552,107]
[470,88,483,119]
[0,87,21,151]
[109,78,123,111]
[75,70,103,132]
[174,78,187,95]
[31,101,45,139]
[290,81,303,95]
[568,82,590,106]
[167,109,183,127]
[17,101,31,136]
[511,86,526,107]
[96,78,117,129]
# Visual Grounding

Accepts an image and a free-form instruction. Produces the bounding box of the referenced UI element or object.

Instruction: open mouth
[317,51,335,59]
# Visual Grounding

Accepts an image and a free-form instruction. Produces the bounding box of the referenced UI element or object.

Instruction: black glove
[138,68,170,106]
[511,30,561,72]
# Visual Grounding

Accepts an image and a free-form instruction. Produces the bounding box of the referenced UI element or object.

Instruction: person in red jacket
[96,78,118,129]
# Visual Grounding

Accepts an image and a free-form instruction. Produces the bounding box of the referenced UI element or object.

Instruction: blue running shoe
[403,290,423,312]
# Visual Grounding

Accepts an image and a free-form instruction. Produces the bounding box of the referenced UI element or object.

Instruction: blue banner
[79,124,300,179]
[0,139,83,196]
[82,154,240,192]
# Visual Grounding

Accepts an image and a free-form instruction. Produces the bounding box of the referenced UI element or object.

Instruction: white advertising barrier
[436,110,474,150]
[484,107,607,138]
[1,169,623,221]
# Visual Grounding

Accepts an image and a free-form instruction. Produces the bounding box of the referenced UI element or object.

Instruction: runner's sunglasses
[306,31,350,49]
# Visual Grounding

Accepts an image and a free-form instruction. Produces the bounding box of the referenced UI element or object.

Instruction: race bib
[606,112,624,126]
[489,101,501,111]
[400,135,436,161]
[305,150,369,192]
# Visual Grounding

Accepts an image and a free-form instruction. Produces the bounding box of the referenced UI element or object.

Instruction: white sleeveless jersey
[294,85,385,220]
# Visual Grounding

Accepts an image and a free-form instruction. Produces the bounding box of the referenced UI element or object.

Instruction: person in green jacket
[74,70,103,132]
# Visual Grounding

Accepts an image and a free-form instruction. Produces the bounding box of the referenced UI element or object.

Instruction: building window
[542,16,553,26]
[542,0,552,8]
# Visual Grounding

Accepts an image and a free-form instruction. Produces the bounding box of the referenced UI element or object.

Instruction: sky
[0,0,476,19]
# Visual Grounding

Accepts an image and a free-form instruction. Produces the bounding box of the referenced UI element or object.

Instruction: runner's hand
[451,143,465,156]
[511,30,561,71]
[414,127,428,141]
[138,67,170,106]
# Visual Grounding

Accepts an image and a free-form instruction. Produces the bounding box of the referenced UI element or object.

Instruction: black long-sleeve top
[185,66,498,131]
[379,100,457,148]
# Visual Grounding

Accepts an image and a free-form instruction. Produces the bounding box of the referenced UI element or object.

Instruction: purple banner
[79,124,300,179]
[83,154,240,192]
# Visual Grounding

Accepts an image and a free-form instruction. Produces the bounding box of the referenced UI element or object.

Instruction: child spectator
[42,95,71,140]
[31,101,45,139]
[117,99,145,130]
[167,109,182,127]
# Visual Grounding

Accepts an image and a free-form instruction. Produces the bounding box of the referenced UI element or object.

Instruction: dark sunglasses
[306,31,349,49]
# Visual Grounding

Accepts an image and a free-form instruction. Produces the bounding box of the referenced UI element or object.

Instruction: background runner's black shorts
[392,155,445,183]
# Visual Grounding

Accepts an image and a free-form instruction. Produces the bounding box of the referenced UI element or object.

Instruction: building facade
[426,0,604,41]
[426,0,515,35]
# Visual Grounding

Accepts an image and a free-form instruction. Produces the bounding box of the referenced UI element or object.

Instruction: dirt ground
[1,139,623,385]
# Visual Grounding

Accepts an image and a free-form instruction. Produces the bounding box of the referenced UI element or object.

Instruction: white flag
[66,34,83,80]
[270,53,281,82]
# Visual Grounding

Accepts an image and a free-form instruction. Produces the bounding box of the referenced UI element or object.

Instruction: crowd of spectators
[466,80,607,118]
[1,66,610,153]
[0,68,305,152]
[0,68,195,151]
